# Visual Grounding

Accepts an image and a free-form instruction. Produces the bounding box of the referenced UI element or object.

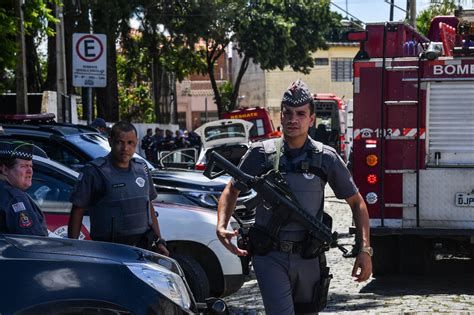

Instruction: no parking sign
[72,33,107,87]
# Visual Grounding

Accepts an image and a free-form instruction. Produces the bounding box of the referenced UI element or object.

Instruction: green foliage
[0,0,57,93]
[117,43,154,123]
[235,0,333,74]
[218,81,233,112]
[416,0,457,36]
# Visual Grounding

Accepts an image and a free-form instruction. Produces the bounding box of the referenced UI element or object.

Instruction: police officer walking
[68,121,169,256]
[217,80,372,314]
[0,141,48,236]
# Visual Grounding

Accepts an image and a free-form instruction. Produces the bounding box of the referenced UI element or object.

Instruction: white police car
[29,155,248,301]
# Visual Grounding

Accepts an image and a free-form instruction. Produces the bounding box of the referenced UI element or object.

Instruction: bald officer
[0,141,48,236]
[216,80,372,314]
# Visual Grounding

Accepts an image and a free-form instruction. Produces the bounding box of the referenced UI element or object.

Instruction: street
[223,187,474,314]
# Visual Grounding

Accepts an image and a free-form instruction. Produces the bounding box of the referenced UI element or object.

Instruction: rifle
[204,151,335,252]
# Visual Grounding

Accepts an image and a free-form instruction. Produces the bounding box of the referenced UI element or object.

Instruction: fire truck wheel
[372,235,399,276]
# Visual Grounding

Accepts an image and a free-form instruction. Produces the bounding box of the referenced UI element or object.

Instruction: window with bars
[331,58,353,82]
[315,58,329,66]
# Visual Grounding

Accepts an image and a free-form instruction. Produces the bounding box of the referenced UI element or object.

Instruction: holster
[314,254,332,311]
[294,253,333,313]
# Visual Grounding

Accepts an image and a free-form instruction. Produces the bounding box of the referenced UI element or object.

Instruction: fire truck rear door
[403,81,474,229]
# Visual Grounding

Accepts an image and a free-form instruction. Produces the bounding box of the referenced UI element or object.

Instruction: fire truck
[310,93,348,162]
[349,14,474,274]
[221,107,277,141]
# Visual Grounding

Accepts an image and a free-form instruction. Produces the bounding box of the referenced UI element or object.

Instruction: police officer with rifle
[213,80,372,314]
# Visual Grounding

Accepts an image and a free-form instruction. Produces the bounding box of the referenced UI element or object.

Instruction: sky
[330,0,445,24]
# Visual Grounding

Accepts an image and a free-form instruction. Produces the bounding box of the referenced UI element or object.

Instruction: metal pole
[15,0,28,114]
[87,87,93,124]
[390,0,394,21]
[409,0,417,28]
[205,97,208,122]
[56,0,67,122]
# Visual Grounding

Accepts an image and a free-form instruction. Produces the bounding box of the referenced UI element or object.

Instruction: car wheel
[172,253,210,302]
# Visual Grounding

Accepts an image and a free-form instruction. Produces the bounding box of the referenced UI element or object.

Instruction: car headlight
[126,262,191,309]
[185,191,219,208]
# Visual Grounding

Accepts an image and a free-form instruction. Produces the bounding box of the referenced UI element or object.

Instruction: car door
[27,159,90,239]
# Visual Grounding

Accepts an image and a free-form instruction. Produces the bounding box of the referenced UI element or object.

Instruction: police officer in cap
[0,141,48,236]
[68,121,169,256]
[217,80,372,314]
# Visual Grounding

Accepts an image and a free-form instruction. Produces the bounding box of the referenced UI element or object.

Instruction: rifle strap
[273,137,283,171]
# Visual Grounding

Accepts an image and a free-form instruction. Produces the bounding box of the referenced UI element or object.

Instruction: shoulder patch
[12,202,26,213]
[19,212,33,228]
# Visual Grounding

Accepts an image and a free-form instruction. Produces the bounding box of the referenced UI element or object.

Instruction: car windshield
[66,133,156,170]
[204,124,246,141]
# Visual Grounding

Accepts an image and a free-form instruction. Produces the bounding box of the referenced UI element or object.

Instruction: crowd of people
[141,127,201,165]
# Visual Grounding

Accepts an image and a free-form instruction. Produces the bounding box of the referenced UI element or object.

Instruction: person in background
[187,130,202,152]
[174,130,189,149]
[216,80,372,314]
[141,128,154,162]
[152,127,164,165]
[90,118,109,136]
[161,129,176,151]
[68,121,169,256]
[0,141,48,236]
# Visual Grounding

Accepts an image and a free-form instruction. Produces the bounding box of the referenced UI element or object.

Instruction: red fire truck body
[351,20,474,274]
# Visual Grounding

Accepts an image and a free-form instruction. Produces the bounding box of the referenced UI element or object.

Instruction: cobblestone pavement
[223,187,474,314]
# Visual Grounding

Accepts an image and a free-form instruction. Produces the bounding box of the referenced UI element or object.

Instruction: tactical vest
[257,137,326,242]
[88,157,152,241]
[0,180,48,236]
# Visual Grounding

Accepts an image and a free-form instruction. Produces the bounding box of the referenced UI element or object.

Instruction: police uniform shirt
[0,180,48,236]
[234,137,358,199]
[70,155,157,209]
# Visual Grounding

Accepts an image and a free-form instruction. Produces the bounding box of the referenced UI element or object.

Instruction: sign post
[72,33,107,123]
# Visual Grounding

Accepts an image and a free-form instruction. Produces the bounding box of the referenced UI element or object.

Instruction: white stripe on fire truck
[354,128,426,140]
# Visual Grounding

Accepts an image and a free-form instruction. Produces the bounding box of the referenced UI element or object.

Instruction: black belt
[272,240,304,254]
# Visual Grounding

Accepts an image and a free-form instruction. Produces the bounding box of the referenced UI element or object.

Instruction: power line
[330,1,366,25]
[384,0,407,12]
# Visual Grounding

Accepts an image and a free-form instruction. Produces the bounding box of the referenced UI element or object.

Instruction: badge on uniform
[12,202,26,213]
[303,172,315,180]
[136,177,145,188]
[19,212,33,228]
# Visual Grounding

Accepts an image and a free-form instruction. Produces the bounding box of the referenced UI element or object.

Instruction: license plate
[455,192,474,207]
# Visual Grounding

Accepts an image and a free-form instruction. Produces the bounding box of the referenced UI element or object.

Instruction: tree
[134,1,206,124]
[0,0,56,93]
[177,0,336,116]
[416,0,457,36]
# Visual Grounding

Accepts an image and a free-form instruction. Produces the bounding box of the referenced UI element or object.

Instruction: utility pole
[409,0,417,28]
[15,0,28,114]
[56,0,68,122]
[390,0,395,21]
